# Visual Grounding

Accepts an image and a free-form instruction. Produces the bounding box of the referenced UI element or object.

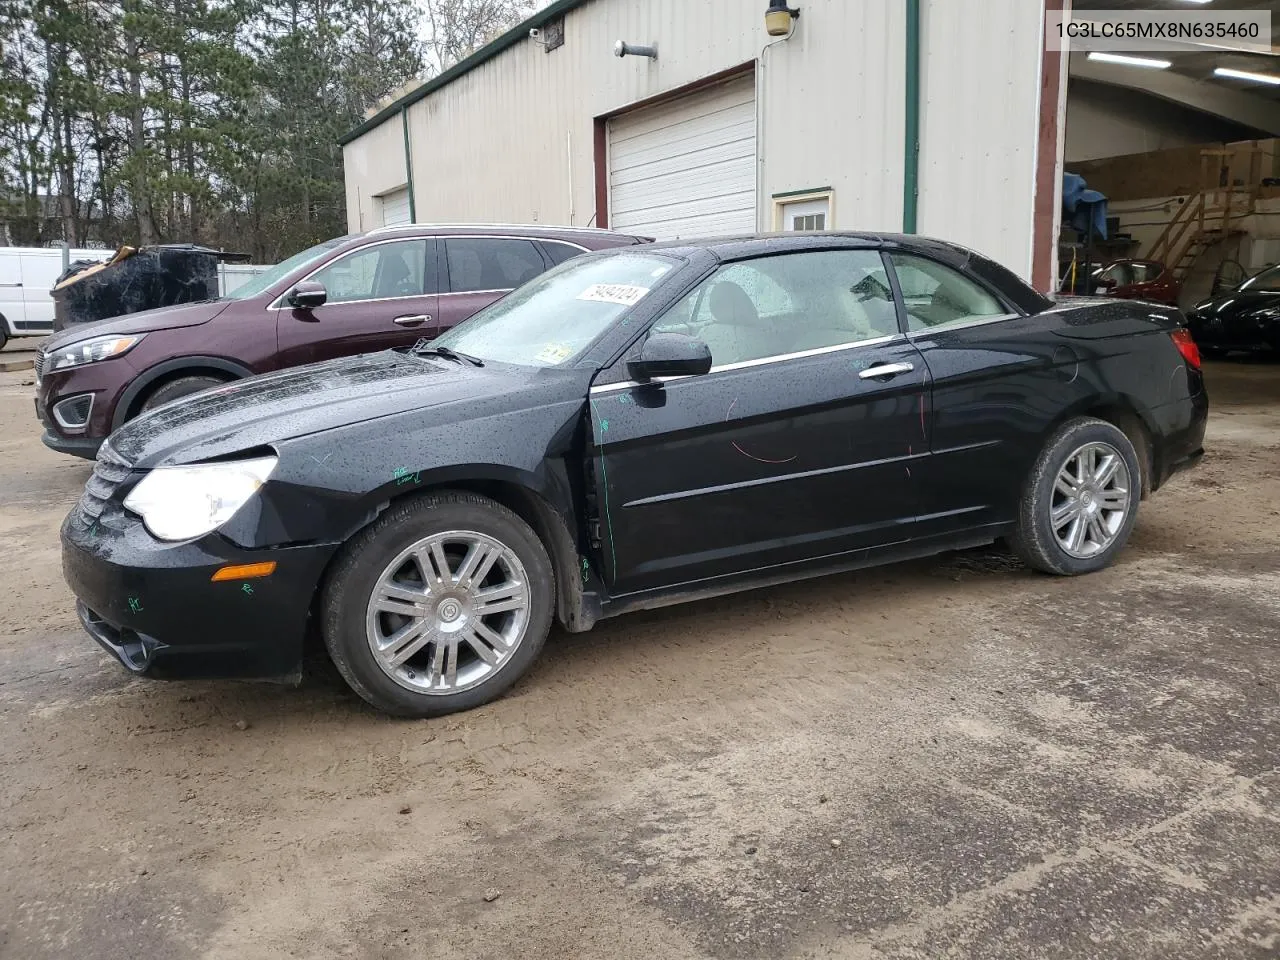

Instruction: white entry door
[608,75,757,240]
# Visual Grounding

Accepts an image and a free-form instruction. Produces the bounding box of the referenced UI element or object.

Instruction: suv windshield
[431,253,677,366]
[224,236,353,300]
[1237,264,1280,294]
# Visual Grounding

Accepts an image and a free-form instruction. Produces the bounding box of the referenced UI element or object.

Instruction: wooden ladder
[1145,187,1257,282]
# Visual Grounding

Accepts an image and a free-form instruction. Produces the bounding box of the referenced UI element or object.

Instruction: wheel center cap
[1080,489,1094,507]
[438,598,463,623]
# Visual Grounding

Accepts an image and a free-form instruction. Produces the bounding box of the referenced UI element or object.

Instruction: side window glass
[652,249,899,367]
[888,253,1005,332]
[447,238,545,293]
[542,241,586,267]
[310,240,424,304]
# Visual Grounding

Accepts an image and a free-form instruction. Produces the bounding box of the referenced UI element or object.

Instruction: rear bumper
[62,509,337,681]
[1149,385,1208,492]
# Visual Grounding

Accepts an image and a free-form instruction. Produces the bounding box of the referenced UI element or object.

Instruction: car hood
[1191,290,1280,318]
[108,350,560,467]
[44,300,230,350]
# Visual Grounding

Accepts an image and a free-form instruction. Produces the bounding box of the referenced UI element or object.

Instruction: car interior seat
[699,280,780,366]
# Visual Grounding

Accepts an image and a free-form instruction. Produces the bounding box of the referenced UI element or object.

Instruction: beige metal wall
[343,0,1047,277]
[343,118,409,229]
[918,0,1045,278]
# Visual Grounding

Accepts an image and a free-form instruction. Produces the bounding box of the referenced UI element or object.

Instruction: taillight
[1171,328,1201,370]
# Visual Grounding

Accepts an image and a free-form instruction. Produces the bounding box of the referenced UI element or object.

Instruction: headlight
[1253,306,1280,321]
[48,334,145,371]
[123,456,277,542]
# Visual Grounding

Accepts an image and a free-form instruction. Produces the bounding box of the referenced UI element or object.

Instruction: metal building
[340,0,1065,288]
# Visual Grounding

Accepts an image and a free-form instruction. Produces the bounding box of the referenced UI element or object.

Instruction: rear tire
[320,491,554,718]
[1011,417,1141,576]
[139,375,226,413]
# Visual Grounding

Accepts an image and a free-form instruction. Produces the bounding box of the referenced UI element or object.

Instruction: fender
[114,355,257,429]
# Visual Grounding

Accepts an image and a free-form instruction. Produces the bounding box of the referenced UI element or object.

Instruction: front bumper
[61,507,338,681]
[35,355,137,459]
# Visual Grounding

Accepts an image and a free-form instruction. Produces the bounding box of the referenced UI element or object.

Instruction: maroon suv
[35,224,648,458]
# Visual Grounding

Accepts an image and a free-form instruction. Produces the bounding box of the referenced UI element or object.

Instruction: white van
[0,247,113,348]
[0,246,270,348]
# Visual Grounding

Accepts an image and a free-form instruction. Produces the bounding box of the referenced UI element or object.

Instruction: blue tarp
[1062,172,1108,240]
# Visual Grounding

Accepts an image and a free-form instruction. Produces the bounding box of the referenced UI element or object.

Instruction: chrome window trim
[438,288,512,299]
[267,234,594,309]
[266,236,434,310]
[589,332,902,394]
[903,313,1020,337]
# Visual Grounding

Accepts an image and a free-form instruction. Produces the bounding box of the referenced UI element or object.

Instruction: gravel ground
[1,349,1277,960]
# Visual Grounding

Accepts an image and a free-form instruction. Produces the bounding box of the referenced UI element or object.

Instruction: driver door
[587,247,930,596]
[276,238,439,367]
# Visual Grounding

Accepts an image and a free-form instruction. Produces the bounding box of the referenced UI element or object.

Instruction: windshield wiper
[411,342,485,367]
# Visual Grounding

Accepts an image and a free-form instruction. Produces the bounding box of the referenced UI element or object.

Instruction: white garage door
[378,187,412,227]
[608,76,756,240]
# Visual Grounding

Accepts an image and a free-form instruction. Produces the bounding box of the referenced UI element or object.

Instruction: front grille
[79,442,133,521]
[33,349,45,378]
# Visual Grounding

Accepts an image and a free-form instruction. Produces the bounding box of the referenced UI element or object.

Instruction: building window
[773,189,834,232]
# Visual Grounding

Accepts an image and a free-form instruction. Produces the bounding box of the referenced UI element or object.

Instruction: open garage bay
[1,355,1278,960]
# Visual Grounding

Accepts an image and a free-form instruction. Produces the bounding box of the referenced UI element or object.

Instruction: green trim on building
[401,107,416,222]
[902,0,921,233]
[340,0,593,146]
[771,186,833,200]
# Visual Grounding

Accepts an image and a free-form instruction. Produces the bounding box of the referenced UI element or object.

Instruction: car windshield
[431,252,678,366]
[1236,264,1280,293]
[223,236,353,300]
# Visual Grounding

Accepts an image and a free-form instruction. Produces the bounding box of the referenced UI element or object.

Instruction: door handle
[0,282,22,287]
[858,361,914,380]
[394,314,432,326]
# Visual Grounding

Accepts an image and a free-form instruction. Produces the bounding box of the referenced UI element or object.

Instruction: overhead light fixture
[765,0,800,37]
[1213,66,1280,86]
[1173,0,1213,4]
[1087,52,1172,69]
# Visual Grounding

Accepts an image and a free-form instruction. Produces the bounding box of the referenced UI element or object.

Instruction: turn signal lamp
[211,561,277,582]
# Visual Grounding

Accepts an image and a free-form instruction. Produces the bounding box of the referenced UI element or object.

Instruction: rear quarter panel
[914,298,1197,531]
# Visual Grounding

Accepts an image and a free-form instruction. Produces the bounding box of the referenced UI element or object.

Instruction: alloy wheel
[364,530,531,695]
[1050,441,1132,559]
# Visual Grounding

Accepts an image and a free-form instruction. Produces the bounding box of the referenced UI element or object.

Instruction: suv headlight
[123,455,278,541]
[49,334,145,371]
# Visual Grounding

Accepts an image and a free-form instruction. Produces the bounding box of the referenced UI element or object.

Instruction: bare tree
[421,0,537,74]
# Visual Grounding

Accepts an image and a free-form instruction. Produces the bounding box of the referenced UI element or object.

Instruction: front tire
[320,491,554,717]
[139,375,226,413]
[1012,417,1141,576]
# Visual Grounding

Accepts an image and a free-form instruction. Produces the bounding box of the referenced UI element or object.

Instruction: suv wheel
[140,375,226,413]
[321,491,554,717]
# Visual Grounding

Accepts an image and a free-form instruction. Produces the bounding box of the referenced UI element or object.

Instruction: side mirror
[288,281,327,310]
[627,332,712,381]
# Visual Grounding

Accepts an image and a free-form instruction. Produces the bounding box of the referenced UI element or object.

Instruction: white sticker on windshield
[577,283,649,306]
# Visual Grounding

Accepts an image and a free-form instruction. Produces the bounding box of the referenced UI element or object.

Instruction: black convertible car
[61,233,1207,717]
[1186,263,1280,355]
